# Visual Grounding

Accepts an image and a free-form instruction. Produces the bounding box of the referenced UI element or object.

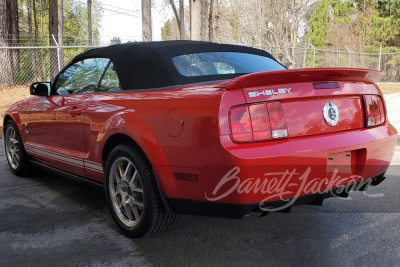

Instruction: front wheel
[4,120,30,176]
[105,144,177,237]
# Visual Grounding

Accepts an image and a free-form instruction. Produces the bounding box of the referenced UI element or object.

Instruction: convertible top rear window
[172,52,285,77]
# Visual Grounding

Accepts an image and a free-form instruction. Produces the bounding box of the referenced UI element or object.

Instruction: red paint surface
[4,68,397,205]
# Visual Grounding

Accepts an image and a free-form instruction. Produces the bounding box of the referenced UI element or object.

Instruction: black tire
[104,143,177,238]
[3,120,30,176]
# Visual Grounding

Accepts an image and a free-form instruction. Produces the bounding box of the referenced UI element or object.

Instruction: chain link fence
[0,46,96,87]
[267,47,381,70]
[0,44,400,87]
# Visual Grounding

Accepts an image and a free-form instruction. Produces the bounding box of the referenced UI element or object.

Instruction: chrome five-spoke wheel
[109,157,144,227]
[5,125,21,170]
[4,121,30,176]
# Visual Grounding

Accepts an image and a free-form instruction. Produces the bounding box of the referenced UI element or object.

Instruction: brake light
[363,95,385,127]
[229,102,287,143]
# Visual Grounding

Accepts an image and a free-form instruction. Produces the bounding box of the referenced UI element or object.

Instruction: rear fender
[95,111,175,194]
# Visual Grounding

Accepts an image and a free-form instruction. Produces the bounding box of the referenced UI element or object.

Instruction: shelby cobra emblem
[323,102,339,126]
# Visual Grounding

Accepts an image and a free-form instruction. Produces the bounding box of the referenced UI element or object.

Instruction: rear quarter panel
[85,86,224,197]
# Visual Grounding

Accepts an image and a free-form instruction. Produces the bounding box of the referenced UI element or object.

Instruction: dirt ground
[0,85,31,120]
[379,84,400,95]
[0,85,31,138]
[0,83,399,139]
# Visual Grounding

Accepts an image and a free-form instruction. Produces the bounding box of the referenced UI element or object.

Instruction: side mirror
[30,82,51,97]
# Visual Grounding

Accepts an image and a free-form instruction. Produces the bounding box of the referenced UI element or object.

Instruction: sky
[99,0,172,44]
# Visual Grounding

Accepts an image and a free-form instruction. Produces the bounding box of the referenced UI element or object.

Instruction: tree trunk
[179,0,185,40]
[208,0,214,42]
[28,0,33,44]
[40,0,46,79]
[33,0,38,44]
[168,0,184,40]
[141,0,152,41]
[87,0,92,45]
[49,0,59,78]
[213,0,220,42]
[8,0,19,75]
[33,0,39,79]
[0,0,14,86]
[27,0,37,80]
[9,0,19,47]
[40,0,43,45]
[191,0,202,40]
[58,0,64,65]
[258,0,265,46]
[290,0,296,68]
[200,0,208,41]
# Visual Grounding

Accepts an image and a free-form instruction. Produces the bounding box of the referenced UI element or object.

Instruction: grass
[0,83,400,139]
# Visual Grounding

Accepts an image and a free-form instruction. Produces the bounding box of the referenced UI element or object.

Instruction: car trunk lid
[217,68,382,138]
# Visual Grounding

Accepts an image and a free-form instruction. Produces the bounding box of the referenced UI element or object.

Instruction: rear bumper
[167,122,397,205]
[168,172,387,219]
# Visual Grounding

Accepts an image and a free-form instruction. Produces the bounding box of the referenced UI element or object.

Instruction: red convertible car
[3,41,397,237]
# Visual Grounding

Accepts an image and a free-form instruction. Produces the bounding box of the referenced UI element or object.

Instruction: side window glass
[99,62,122,92]
[54,58,110,95]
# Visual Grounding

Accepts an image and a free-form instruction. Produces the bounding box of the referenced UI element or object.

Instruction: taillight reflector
[230,102,287,143]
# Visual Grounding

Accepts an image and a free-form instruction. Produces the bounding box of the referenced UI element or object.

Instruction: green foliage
[307,0,330,48]
[17,0,102,46]
[308,0,400,49]
[12,0,103,85]
[161,20,171,40]
[110,37,122,45]
[306,0,355,49]
[306,0,400,68]
[358,1,400,46]
[63,0,102,45]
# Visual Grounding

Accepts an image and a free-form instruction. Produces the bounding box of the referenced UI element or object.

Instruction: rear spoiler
[216,68,382,90]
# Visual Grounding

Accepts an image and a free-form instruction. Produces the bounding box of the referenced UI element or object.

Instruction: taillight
[249,104,271,140]
[267,102,288,139]
[363,95,385,127]
[230,106,252,142]
[229,102,288,143]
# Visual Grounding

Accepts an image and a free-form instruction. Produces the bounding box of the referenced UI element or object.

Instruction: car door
[84,61,124,180]
[26,58,110,176]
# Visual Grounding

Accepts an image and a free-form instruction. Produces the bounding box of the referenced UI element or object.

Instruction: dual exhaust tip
[249,173,386,217]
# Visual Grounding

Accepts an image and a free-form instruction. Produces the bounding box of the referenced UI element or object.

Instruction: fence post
[52,34,61,71]
[345,46,351,67]
[378,43,382,71]
[309,43,315,68]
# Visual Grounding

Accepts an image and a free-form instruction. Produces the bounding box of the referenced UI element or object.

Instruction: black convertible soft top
[72,40,278,90]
